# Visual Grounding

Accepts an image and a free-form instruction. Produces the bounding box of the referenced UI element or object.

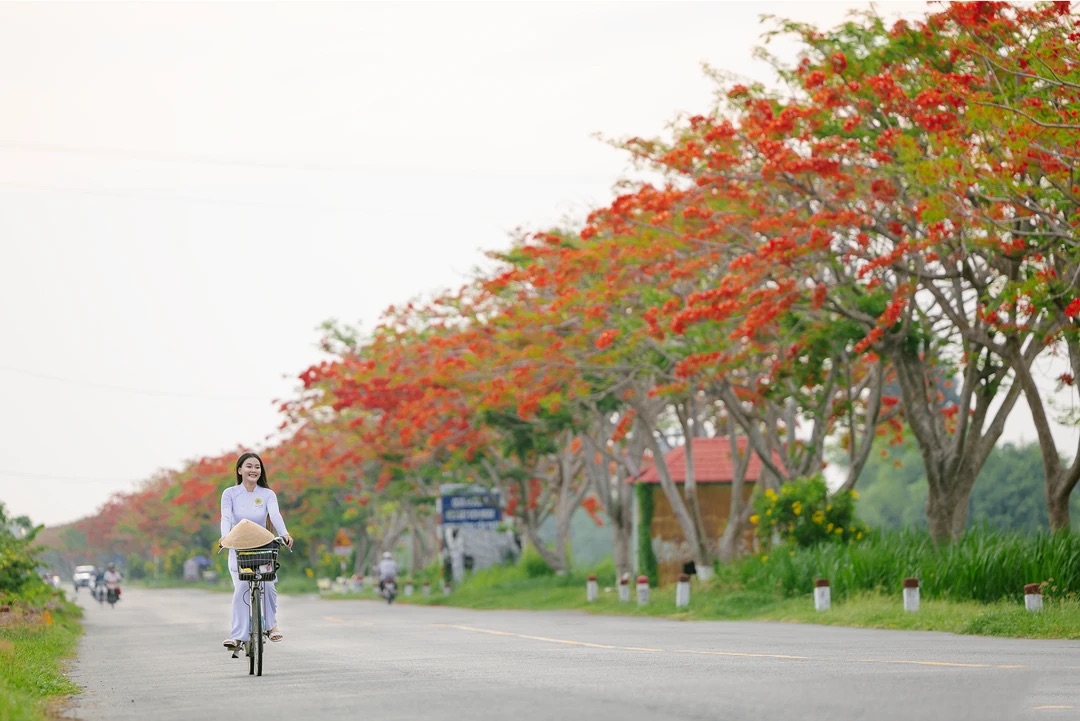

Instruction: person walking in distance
[220,452,294,651]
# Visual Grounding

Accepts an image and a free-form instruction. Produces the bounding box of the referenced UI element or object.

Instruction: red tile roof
[635,436,776,484]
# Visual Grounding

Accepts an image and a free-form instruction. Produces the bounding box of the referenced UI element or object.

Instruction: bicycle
[232,537,291,676]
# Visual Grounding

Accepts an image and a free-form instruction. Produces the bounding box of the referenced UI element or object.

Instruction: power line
[0,364,270,401]
[0,140,617,183]
[0,469,141,485]
[0,179,370,214]
[0,139,388,174]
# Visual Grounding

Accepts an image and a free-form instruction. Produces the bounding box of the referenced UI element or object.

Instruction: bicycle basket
[236,543,279,582]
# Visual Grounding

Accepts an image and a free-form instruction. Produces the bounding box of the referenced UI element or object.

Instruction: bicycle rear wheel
[248,584,260,676]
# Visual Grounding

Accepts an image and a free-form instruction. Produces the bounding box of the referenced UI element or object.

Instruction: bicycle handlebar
[217,535,296,553]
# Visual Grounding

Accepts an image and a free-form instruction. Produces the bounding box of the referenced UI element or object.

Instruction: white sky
[4,1,1069,529]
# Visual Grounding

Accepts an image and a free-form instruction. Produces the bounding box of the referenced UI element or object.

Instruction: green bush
[123,555,154,580]
[519,545,555,578]
[409,561,442,586]
[752,475,869,548]
[722,527,1080,603]
[0,503,50,599]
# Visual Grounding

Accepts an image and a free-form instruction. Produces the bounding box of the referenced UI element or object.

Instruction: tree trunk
[352,526,371,575]
[505,438,585,576]
[838,360,889,492]
[717,420,754,562]
[675,402,714,580]
[631,400,710,576]
[552,511,572,574]
[612,521,632,577]
[1007,339,1080,532]
[411,526,422,572]
[886,338,1021,544]
[1047,485,1074,532]
[384,512,409,553]
[610,474,635,579]
[924,471,977,542]
[520,511,569,573]
[481,457,559,571]
[718,504,756,562]
[549,436,588,573]
[582,404,647,581]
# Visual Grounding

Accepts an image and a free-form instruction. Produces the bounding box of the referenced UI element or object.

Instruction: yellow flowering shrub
[751,475,869,548]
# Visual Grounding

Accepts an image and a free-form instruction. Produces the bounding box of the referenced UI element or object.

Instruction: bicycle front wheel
[248,585,260,676]
[254,586,264,677]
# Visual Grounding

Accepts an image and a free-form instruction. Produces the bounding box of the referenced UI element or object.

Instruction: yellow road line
[429,621,656,651]
[676,649,809,660]
[323,615,373,626]
[857,658,1026,669]
[432,624,1034,670]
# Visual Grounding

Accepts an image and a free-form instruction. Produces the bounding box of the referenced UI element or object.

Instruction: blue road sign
[439,488,502,528]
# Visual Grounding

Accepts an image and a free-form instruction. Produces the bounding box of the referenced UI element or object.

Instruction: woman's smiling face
[239,458,262,485]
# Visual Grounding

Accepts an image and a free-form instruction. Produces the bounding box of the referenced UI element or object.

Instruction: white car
[72,565,97,590]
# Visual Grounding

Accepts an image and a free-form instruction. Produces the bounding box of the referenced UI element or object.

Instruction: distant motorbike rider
[103,563,123,600]
[377,552,398,592]
[92,568,107,601]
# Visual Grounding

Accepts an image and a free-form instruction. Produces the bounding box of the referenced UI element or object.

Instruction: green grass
[753,591,1080,639]
[129,574,319,595]
[727,528,1080,603]
[395,575,1080,639]
[375,529,1080,640]
[0,600,82,721]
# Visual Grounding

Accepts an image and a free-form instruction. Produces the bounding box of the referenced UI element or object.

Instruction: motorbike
[106,585,121,608]
[380,578,397,604]
[92,583,107,605]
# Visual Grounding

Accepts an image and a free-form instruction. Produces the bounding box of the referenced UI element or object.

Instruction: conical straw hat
[220,519,275,550]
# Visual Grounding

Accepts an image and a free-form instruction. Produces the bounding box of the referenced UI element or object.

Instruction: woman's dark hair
[235,452,270,488]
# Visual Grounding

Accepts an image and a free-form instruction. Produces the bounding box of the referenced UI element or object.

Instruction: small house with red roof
[635,436,772,584]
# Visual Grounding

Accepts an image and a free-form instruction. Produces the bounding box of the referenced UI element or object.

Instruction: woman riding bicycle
[220,452,294,651]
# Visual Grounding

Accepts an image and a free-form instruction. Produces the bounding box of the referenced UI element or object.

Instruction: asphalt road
[59,586,1080,721]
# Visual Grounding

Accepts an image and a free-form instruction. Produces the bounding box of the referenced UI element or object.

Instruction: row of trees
[855,438,1080,532]
[42,3,1080,580]
[0,502,53,600]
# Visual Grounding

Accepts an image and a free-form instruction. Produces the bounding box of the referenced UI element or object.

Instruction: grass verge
[753,591,1080,638]
[374,565,1080,640]
[0,598,82,721]
[128,574,318,595]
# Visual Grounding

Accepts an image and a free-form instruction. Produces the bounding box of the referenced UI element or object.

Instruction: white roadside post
[675,573,691,609]
[1024,583,1043,612]
[404,581,414,597]
[618,575,631,603]
[903,577,920,612]
[586,574,599,603]
[422,581,431,596]
[636,575,650,606]
[814,578,831,611]
[443,581,452,596]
